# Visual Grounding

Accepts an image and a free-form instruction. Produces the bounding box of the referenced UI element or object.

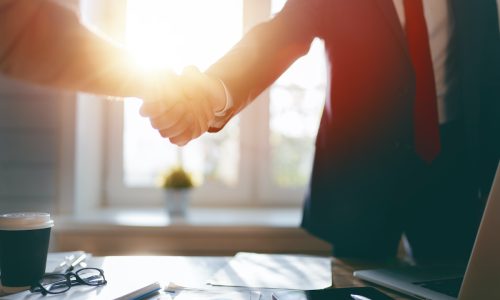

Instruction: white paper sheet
[173,289,260,300]
[207,252,332,290]
[165,283,261,300]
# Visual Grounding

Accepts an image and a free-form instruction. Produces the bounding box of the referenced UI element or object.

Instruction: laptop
[354,162,500,300]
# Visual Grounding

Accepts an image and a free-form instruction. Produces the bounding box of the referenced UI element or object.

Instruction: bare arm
[0,0,173,98]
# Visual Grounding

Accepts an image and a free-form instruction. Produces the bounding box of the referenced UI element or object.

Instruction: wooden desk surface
[331,258,415,299]
[2,255,415,300]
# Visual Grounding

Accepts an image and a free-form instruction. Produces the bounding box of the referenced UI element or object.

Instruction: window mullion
[239,0,272,205]
[243,0,271,32]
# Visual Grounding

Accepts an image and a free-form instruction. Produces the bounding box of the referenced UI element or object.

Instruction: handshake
[139,66,228,146]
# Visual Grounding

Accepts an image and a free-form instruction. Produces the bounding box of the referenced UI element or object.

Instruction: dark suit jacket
[207,0,500,258]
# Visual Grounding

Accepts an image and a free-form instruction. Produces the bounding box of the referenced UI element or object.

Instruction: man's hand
[140,66,227,146]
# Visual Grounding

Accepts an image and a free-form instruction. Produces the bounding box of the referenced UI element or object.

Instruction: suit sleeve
[206,0,323,132]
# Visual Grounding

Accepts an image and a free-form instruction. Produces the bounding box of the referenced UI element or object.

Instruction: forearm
[206,26,314,131]
[206,20,311,114]
[0,0,167,98]
[206,0,318,131]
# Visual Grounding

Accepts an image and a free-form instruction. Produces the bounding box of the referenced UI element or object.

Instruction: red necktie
[404,0,441,163]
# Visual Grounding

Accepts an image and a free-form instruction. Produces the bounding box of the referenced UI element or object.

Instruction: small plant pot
[164,189,190,218]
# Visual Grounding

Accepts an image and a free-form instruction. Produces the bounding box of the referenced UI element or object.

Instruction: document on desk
[207,252,332,290]
[172,290,260,300]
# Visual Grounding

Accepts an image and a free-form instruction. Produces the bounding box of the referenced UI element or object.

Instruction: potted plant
[159,166,194,218]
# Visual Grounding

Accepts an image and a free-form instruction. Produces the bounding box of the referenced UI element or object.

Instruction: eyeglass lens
[36,268,106,295]
[39,274,70,294]
[76,268,106,286]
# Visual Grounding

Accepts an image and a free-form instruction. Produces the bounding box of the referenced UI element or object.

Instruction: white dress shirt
[394,0,458,124]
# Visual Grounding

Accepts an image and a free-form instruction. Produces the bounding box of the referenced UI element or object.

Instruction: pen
[64,253,87,273]
[53,253,87,273]
[114,282,162,300]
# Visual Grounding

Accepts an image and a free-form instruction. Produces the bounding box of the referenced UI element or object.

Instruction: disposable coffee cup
[0,212,54,293]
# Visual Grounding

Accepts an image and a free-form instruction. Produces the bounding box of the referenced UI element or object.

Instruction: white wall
[0,76,75,214]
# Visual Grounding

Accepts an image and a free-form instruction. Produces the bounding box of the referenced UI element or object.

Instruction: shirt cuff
[213,79,233,117]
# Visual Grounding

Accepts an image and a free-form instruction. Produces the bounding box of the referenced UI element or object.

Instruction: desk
[2,256,414,300]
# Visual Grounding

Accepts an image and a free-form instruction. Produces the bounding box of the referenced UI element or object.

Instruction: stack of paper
[207,252,332,290]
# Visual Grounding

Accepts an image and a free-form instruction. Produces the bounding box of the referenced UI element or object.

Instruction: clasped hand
[140,66,226,146]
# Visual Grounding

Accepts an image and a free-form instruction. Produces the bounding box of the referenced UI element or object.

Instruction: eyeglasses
[30,268,107,296]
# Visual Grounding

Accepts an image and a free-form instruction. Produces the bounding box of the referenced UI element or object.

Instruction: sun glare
[126,0,242,73]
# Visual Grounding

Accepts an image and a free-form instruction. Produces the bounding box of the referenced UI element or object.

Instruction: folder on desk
[207,252,332,290]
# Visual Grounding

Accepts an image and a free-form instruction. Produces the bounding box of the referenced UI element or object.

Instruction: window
[100,0,326,207]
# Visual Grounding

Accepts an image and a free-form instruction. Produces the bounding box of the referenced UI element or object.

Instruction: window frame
[78,0,317,209]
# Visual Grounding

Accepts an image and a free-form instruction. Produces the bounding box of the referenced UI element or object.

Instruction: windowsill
[54,207,303,229]
[52,208,332,256]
